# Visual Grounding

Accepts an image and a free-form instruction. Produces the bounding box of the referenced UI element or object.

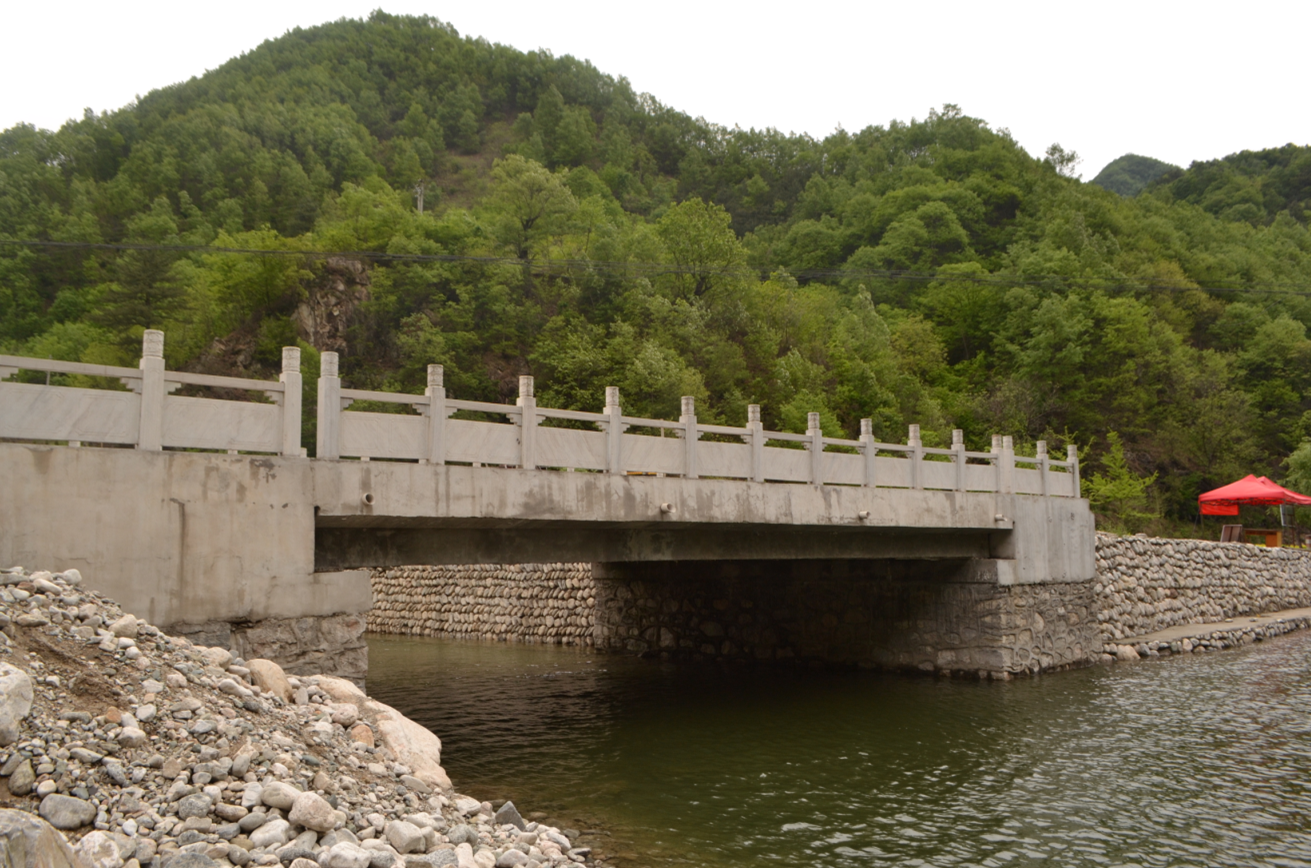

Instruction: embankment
[0,566,600,868]
[368,534,1311,669]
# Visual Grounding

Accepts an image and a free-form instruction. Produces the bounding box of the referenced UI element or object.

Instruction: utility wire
[3,237,1311,296]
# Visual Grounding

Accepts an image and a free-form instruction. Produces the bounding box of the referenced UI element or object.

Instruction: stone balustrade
[0,330,1080,496]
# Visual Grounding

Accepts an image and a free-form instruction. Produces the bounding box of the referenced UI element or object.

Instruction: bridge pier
[590,559,1099,676]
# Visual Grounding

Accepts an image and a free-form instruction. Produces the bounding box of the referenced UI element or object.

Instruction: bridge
[1,331,1097,679]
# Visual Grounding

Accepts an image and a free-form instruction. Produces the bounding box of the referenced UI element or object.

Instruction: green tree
[1085,432,1159,533]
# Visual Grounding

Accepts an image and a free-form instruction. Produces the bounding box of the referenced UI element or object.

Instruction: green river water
[366,631,1311,868]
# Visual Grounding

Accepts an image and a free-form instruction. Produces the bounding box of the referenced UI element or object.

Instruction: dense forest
[3,11,1311,533]
[1090,154,1179,197]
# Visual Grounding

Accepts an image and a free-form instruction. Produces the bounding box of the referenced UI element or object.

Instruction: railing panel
[824,450,865,486]
[873,454,915,488]
[761,445,810,483]
[446,420,520,466]
[1014,466,1044,495]
[163,396,280,453]
[0,382,139,445]
[698,440,752,480]
[921,459,957,491]
[536,427,606,471]
[619,432,685,476]
[339,412,424,460]
[964,463,998,492]
[1051,468,1077,497]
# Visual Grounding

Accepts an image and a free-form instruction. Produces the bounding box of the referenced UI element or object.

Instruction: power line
[3,237,1311,297]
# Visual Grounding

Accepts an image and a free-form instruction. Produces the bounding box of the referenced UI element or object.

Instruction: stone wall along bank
[367,565,595,645]
[168,614,369,683]
[1095,532,1311,641]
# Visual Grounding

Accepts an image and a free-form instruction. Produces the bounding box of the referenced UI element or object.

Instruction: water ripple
[367,630,1311,868]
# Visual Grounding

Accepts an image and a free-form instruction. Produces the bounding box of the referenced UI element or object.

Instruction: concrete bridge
[0,332,1098,679]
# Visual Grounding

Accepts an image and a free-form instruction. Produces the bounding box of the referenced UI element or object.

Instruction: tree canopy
[3,12,1311,534]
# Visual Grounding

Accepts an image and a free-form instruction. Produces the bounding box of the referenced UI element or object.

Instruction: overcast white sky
[3,0,1307,179]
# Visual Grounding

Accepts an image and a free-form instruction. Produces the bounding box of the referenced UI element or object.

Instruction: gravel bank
[0,566,602,868]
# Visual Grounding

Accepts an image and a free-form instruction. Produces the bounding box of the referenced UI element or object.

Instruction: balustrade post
[424,364,447,465]
[1000,435,1016,494]
[136,330,165,451]
[679,396,699,479]
[991,435,1003,492]
[604,387,625,475]
[316,352,341,459]
[1036,440,1049,496]
[908,423,923,490]
[807,412,824,486]
[1068,444,1081,498]
[860,419,877,488]
[278,347,303,457]
[746,404,765,483]
[953,429,966,492]
[516,375,537,470]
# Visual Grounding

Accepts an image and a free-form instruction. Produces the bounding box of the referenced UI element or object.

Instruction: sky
[3,0,1308,179]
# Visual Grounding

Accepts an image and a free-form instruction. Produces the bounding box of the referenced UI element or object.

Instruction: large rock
[245,660,293,702]
[0,664,33,746]
[259,782,301,811]
[73,830,123,868]
[176,794,213,820]
[322,842,372,868]
[249,819,292,849]
[287,792,337,833]
[0,809,84,868]
[8,759,34,796]
[37,794,96,830]
[319,679,451,794]
[492,802,524,831]
[163,855,219,868]
[384,821,424,855]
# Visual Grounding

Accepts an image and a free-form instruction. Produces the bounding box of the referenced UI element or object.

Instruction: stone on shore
[288,791,338,833]
[246,659,293,702]
[0,809,84,868]
[492,801,524,831]
[72,830,123,868]
[37,794,96,830]
[0,663,33,746]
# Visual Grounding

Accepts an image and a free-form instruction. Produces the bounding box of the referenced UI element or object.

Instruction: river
[366,631,1311,867]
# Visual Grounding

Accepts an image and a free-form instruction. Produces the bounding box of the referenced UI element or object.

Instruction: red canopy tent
[1198,475,1311,515]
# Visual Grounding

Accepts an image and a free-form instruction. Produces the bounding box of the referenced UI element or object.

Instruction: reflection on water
[367,631,1311,867]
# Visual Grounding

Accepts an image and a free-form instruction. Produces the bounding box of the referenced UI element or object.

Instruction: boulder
[8,759,35,796]
[288,791,337,833]
[0,664,33,746]
[322,842,372,868]
[245,660,293,702]
[108,615,139,639]
[248,818,292,849]
[384,821,424,855]
[37,794,96,830]
[492,802,524,832]
[0,809,83,868]
[259,782,301,811]
[73,830,124,868]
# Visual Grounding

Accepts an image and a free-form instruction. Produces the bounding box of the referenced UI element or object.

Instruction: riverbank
[0,566,600,868]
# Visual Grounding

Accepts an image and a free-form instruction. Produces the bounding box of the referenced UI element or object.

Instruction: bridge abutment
[590,559,1098,676]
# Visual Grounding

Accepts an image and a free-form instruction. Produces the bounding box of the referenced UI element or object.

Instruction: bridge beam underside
[314,522,996,570]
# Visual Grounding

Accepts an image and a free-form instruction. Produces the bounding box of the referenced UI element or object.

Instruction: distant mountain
[1146,144,1311,226]
[1090,154,1180,197]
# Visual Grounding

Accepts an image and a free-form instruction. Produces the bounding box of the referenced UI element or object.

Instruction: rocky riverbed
[0,566,601,868]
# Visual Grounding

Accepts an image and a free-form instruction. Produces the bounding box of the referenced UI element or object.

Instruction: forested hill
[3,11,1311,532]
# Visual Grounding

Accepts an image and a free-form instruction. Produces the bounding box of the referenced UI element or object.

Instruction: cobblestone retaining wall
[367,564,595,645]
[1095,532,1311,640]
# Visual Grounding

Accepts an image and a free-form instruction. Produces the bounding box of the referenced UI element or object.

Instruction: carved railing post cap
[321,352,339,378]
[681,396,695,416]
[860,418,873,436]
[282,347,301,373]
[1067,444,1079,460]
[952,429,964,446]
[605,386,620,408]
[519,375,534,398]
[747,404,761,423]
[807,412,821,431]
[427,364,444,388]
[1036,440,1048,456]
[1002,435,1014,449]
[142,329,164,359]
